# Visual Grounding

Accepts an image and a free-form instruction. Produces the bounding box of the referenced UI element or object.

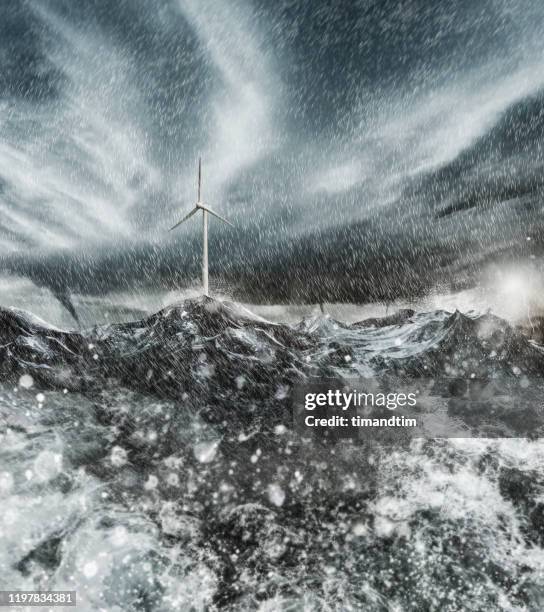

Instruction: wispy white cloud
[0,3,162,250]
[177,0,279,204]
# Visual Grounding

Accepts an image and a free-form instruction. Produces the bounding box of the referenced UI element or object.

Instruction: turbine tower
[170,158,233,296]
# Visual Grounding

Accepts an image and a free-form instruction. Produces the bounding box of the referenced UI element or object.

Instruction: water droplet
[352,522,368,536]
[18,374,33,389]
[193,440,219,463]
[267,483,285,507]
[110,446,128,467]
[144,474,159,490]
[83,561,98,578]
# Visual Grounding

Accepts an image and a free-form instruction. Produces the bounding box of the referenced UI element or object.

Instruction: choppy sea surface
[1,298,544,611]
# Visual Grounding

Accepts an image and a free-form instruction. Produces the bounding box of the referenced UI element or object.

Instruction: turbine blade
[199,204,234,227]
[198,157,201,201]
[169,207,198,230]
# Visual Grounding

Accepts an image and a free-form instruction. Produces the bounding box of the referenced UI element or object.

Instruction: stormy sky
[1,0,544,305]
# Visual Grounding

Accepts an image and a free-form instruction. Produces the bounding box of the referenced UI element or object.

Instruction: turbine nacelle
[169,201,234,231]
[196,202,234,227]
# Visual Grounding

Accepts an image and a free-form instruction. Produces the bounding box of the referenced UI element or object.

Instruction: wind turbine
[170,158,234,296]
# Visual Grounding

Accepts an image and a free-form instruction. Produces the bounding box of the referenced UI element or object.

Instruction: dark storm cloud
[0,0,63,101]
[252,0,525,134]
